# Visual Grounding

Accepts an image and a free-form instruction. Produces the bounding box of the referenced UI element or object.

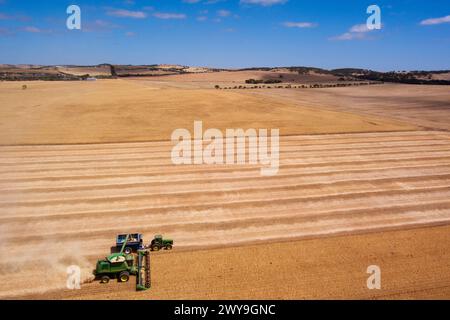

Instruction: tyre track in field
[2,148,450,183]
[1,167,449,202]
[2,158,450,189]
[2,174,450,209]
[1,142,450,170]
[1,137,448,163]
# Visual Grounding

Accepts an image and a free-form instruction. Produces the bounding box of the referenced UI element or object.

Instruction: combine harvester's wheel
[100,276,110,284]
[119,271,130,283]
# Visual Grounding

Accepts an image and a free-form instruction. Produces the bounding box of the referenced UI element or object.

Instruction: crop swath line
[2,173,450,205]
[2,149,450,182]
[1,157,450,187]
[2,142,450,166]
[5,201,450,242]
[2,186,450,220]
[4,207,450,247]
[2,166,450,195]
[0,137,448,160]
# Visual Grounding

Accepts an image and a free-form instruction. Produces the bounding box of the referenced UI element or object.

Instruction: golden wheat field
[0,77,449,299]
[0,79,414,145]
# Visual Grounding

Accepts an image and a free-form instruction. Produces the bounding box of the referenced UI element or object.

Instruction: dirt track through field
[1,130,450,298]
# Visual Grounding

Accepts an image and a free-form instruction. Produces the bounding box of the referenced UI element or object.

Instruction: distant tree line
[353,71,450,85]
[245,79,283,84]
[0,72,80,81]
[331,69,450,85]
[216,81,381,90]
[236,66,450,86]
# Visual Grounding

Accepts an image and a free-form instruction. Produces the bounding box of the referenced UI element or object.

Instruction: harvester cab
[94,234,152,290]
[94,234,137,283]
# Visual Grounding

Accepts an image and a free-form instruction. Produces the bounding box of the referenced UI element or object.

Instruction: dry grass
[244,84,450,131]
[134,70,339,88]
[0,80,415,145]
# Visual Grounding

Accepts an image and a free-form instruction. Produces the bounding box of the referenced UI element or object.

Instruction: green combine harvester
[93,235,151,291]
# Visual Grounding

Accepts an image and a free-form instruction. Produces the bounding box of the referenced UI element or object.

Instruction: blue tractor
[116,233,144,254]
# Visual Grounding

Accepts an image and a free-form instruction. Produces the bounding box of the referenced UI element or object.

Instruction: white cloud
[153,12,187,20]
[0,27,13,36]
[23,26,46,33]
[349,23,371,33]
[240,0,287,6]
[283,21,317,28]
[82,19,120,33]
[205,0,226,4]
[420,15,450,26]
[24,26,40,33]
[0,12,29,21]
[94,20,115,28]
[331,23,379,41]
[106,9,147,19]
[217,10,231,17]
[332,32,366,41]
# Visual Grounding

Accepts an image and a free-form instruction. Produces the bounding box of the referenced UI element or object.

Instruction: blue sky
[0,0,449,70]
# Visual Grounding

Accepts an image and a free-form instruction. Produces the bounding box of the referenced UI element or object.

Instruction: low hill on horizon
[1,64,449,85]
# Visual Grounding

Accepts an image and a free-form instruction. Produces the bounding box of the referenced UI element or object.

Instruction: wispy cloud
[83,19,121,32]
[106,9,147,19]
[349,24,371,33]
[0,12,30,21]
[283,21,317,28]
[332,32,366,41]
[420,15,450,26]
[0,27,13,36]
[24,26,40,33]
[183,0,224,4]
[153,12,187,20]
[23,26,52,34]
[240,0,287,6]
[331,23,379,41]
[217,10,231,17]
[205,0,226,4]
